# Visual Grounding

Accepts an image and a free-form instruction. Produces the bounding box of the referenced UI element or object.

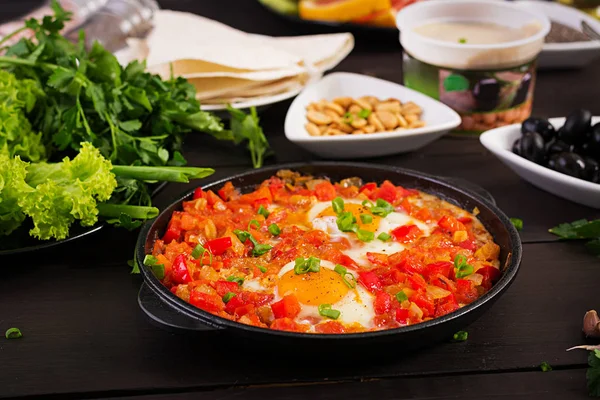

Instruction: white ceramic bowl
[515,0,600,70]
[480,117,600,209]
[284,72,461,159]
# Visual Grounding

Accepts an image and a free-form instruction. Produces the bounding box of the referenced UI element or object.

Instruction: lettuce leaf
[0,154,32,235]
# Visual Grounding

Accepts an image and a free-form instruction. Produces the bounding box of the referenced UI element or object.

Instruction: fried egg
[307,199,433,266]
[275,259,375,329]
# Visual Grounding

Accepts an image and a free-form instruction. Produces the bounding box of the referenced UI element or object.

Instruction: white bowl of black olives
[480,110,600,209]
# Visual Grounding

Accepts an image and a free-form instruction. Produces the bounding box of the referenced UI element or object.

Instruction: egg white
[276,259,375,329]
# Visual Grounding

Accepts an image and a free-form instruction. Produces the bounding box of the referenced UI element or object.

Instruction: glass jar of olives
[396,0,550,137]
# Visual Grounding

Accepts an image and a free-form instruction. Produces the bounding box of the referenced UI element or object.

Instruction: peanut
[351,118,367,129]
[376,101,402,113]
[307,110,332,125]
[305,122,321,136]
[337,122,354,133]
[352,129,365,134]
[348,104,362,114]
[363,125,375,133]
[324,101,345,116]
[409,121,425,129]
[375,110,398,130]
[360,96,379,106]
[368,113,385,131]
[353,98,372,111]
[324,109,341,123]
[395,113,408,128]
[333,97,353,108]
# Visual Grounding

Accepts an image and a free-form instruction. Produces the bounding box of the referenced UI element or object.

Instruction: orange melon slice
[299,0,392,23]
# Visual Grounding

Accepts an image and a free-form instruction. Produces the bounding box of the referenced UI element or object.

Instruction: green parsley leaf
[510,217,523,231]
[453,331,468,341]
[268,223,281,236]
[227,105,272,168]
[540,361,552,372]
[5,328,22,339]
[549,219,593,239]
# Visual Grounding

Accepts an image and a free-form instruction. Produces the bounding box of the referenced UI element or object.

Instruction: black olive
[587,123,600,158]
[546,139,573,155]
[521,117,556,142]
[548,152,586,179]
[473,78,500,112]
[518,132,546,164]
[558,109,592,144]
[512,138,522,156]
[511,73,532,107]
[583,157,600,183]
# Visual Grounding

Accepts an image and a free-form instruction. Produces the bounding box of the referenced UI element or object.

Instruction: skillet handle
[138,283,221,333]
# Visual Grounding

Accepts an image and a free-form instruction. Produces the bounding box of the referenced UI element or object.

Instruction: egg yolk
[317,203,381,232]
[278,268,349,305]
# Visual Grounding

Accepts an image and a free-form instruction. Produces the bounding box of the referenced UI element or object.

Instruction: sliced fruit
[299,0,392,22]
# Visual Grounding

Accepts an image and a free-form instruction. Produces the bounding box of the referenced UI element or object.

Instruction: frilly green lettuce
[0,154,32,235]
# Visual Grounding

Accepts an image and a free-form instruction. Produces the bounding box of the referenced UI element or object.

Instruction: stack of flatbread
[125,10,354,109]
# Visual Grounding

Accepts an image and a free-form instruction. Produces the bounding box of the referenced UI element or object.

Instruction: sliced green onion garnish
[252,243,272,257]
[360,214,373,224]
[248,219,261,230]
[258,265,267,273]
[455,264,474,279]
[257,205,270,218]
[143,254,165,279]
[370,199,394,217]
[454,254,467,268]
[222,292,236,303]
[5,328,22,339]
[334,264,356,288]
[234,229,252,243]
[336,211,357,232]
[356,229,374,242]
[458,38,467,44]
[268,223,281,236]
[332,197,345,214]
[318,304,341,320]
[143,255,158,266]
[307,256,320,272]
[358,109,371,119]
[510,217,523,231]
[362,199,374,207]
[294,257,321,274]
[453,330,468,341]
[377,232,391,241]
[191,244,205,259]
[395,290,408,303]
[227,276,244,286]
[334,264,347,275]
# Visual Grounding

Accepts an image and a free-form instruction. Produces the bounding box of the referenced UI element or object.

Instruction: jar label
[403,53,536,135]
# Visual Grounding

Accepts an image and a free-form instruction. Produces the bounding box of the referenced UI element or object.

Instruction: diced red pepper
[205,237,233,256]
[253,198,270,211]
[239,186,272,205]
[214,280,240,296]
[366,252,389,267]
[162,214,182,243]
[412,291,435,317]
[371,180,397,203]
[477,266,501,290]
[189,292,224,313]
[374,291,392,315]
[359,182,377,193]
[406,274,427,290]
[303,230,329,248]
[373,314,395,329]
[314,181,337,201]
[395,308,410,324]
[234,304,255,318]
[315,321,346,334]
[358,271,383,292]
[437,215,467,233]
[455,279,479,304]
[192,187,204,199]
[270,317,307,332]
[430,275,457,293]
[170,285,179,295]
[399,198,412,214]
[224,294,246,314]
[459,239,477,251]
[391,224,423,243]
[414,207,432,222]
[435,294,459,317]
[423,261,453,279]
[271,295,301,319]
[205,190,222,207]
[217,188,227,201]
[171,254,192,284]
[458,216,472,224]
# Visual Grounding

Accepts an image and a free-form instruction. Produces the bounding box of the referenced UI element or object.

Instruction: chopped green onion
[268,223,281,236]
[370,199,394,217]
[356,229,374,242]
[377,232,391,241]
[510,217,523,231]
[343,112,353,124]
[458,37,467,44]
[257,205,270,218]
[234,229,252,243]
[248,219,261,230]
[540,361,552,372]
[258,265,267,273]
[252,243,273,257]
[333,264,356,288]
[191,244,205,259]
[454,254,468,269]
[334,264,347,275]
[222,292,236,303]
[143,254,165,279]
[143,255,158,265]
[332,197,345,214]
[357,109,371,119]
[318,304,341,320]
[360,214,373,224]
[455,264,474,278]
[227,276,244,286]
[5,328,22,339]
[453,330,468,341]
[294,257,321,274]
[306,256,321,272]
[396,290,408,303]
[362,200,374,207]
[336,211,357,232]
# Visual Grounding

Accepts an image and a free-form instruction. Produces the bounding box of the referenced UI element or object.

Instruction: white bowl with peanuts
[284,72,462,159]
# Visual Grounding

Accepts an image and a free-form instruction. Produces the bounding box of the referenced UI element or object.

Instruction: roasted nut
[351,118,367,129]
[368,113,385,131]
[307,110,332,125]
[325,128,345,136]
[395,113,408,128]
[319,125,328,134]
[404,114,419,124]
[376,101,402,113]
[363,125,375,133]
[375,110,398,130]
[337,122,354,133]
[360,96,379,106]
[352,129,365,134]
[324,109,341,123]
[306,104,316,112]
[333,97,353,108]
[348,104,362,114]
[409,121,426,129]
[324,101,346,116]
[305,122,321,136]
[353,98,372,111]
[402,101,422,115]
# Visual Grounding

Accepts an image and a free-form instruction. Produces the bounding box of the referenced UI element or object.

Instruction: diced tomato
[205,190,222,206]
[244,292,274,307]
[391,224,423,243]
[189,292,224,313]
[271,295,301,319]
[435,294,459,317]
[414,207,432,221]
[373,314,395,329]
[358,271,383,292]
[224,294,246,314]
[253,198,270,211]
[478,266,501,290]
[303,230,329,248]
[423,261,453,279]
[170,285,179,295]
[399,198,412,214]
[458,216,472,224]
[192,187,204,199]
[359,182,377,193]
[395,308,410,324]
[315,321,346,334]
[205,237,232,255]
[180,214,198,231]
[366,252,389,267]
[437,215,466,233]
[459,239,477,251]
[214,280,240,296]
[430,274,457,293]
[162,214,182,243]
[455,279,479,304]
[270,318,307,332]
[171,254,192,284]
[390,252,425,275]
[374,291,392,315]
[406,274,427,290]
[234,304,255,318]
[412,291,435,317]
[371,180,397,203]
[314,181,337,201]
[239,186,272,205]
[218,189,227,201]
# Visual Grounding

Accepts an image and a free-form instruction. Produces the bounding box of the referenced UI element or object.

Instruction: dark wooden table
[2,1,600,399]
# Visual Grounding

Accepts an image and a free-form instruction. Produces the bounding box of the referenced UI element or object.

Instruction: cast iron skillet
[136,162,521,354]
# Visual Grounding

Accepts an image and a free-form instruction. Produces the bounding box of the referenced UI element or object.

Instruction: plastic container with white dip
[397,0,550,135]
